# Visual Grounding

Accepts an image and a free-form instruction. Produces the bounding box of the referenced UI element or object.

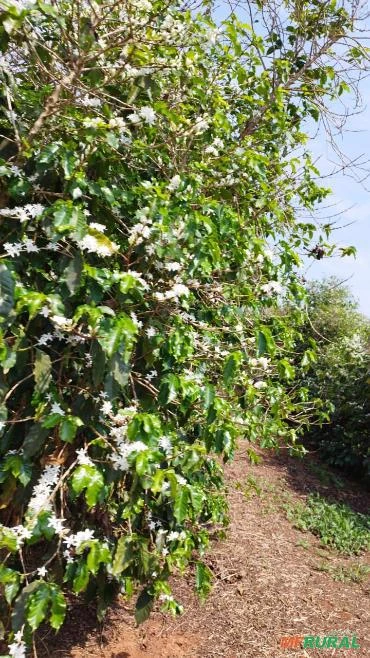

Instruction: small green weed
[286,493,370,555]
[243,475,263,497]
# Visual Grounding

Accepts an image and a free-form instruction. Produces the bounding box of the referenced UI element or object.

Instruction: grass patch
[314,561,370,584]
[286,493,370,555]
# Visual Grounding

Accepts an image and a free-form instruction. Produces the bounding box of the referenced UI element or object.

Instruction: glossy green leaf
[71,464,104,507]
[34,349,52,395]
[0,264,14,318]
[135,588,153,625]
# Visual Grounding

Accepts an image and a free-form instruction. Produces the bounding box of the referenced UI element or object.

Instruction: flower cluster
[78,234,118,257]
[128,106,156,125]
[154,283,190,302]
[128,207,153,246]
[0,203,44,223]
[28,465,61,516]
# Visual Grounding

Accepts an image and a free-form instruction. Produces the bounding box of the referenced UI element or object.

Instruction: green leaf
[277,358,295,381]
[71,464,104,507]
[100,186,116,205]
[60,415,83,443]
[49,585,66,630]
[42,413,62,429]
[91,340,105,386]
[135,451,149,476]
[135,588,153,624]
[223,352,242,385]
[257,327,275,355]
[158,374,179,405]
[27,582,50,631]
[34,349,52,395]
[23,423,49,459]
[0,526,17,552]
[112,536,135,577]
[203,384,215,410]
[0,264,14,318]
[61,149,77,179]
[98,314,137,358]
[195,561,212,601]
[87,541,111,575]
[110,353,130,388]
[0,565,20,604]
[73,561,89,593]
[52,203,86,239]
[12,581,40,632]
[257,330,267,356]
[65,253,83,293]
[174,487,189,523]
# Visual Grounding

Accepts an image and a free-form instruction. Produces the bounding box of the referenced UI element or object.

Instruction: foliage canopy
[299,279,370,478]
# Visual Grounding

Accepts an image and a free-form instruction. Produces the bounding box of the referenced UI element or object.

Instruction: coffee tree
[0,0,365,655]
[299,279,370,478]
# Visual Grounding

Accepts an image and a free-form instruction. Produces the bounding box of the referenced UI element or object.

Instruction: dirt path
[38,443,370,658]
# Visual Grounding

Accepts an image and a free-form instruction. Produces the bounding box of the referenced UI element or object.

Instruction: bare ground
[36,443,370,658]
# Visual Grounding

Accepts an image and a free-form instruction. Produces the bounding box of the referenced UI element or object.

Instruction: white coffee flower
[37,333,54,346]
[213,137,224,148]
[127,112,140,124]
[80,95,101,108]
[165,261,182,272]
[167,531,180,541]
[52,315,73,329]
[128,222,152,245]
[8,640,26,658]
[37,566,48,578]
[165,283,190,299]
[51,402,65,416]
[258,357,270,369]
[161,482,170,493]
[146,369,157,381]
[159,436,172,453]
[159,593,174,602]
[3,242,22,257]
[28,465,60,515]
[101,400,113,415]
[109,439,148,471]
[194,117,209,133]
[89,222,106,232]
[139,106,156,125]
[48,514,67,535]
[64,528,94,549]
[168,174,181,192]
[76,448,93,466]
[109,117,126,129]
[261,281,282,296]
[72,187,83,199]
[79,234,118,257]
[204,145,218,156]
